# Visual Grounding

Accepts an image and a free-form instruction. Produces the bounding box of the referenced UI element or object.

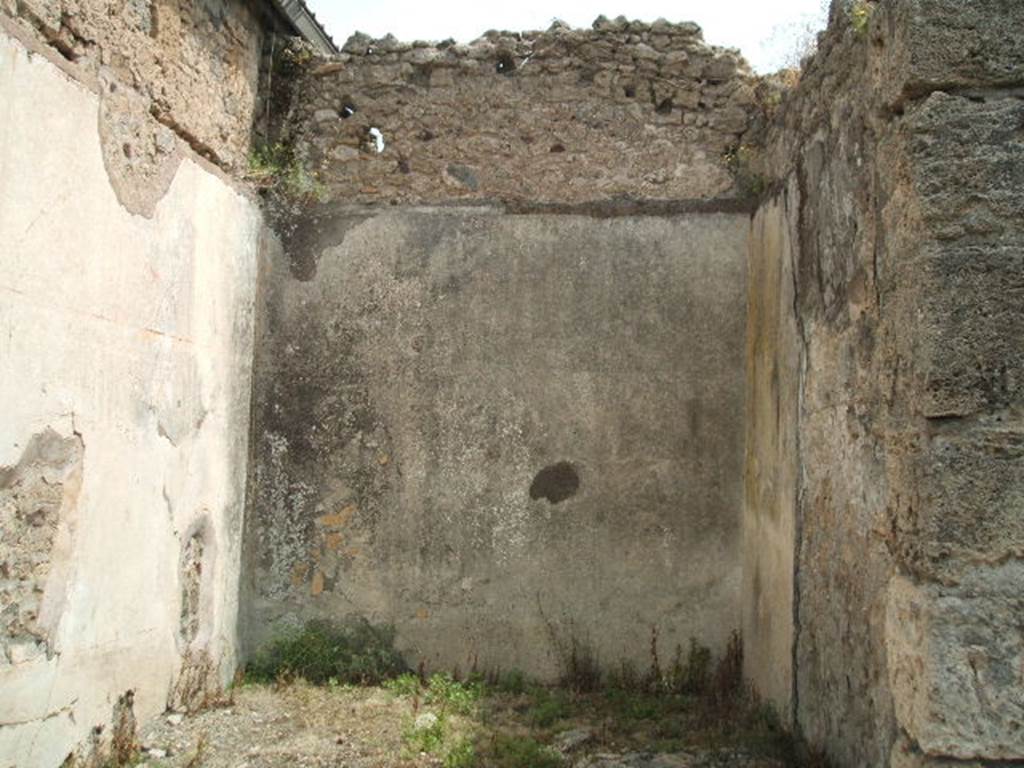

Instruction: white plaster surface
[0,28,261,766]
[742,184,799,725]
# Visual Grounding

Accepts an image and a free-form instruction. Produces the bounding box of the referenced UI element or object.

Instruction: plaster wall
[0,27,261,766]
[244,207,749,678]
[741,183,799,725]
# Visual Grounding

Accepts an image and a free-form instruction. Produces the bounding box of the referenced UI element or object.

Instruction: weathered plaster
[0,27,260,765]
[742,180,801,726]
[244,207,749,678]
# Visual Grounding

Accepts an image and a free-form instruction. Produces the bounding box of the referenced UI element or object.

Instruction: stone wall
[265,18,761,205]
[0,22,262,766]
[742,1,1024,765]
[2,0,269,180]
[242,207,750,678]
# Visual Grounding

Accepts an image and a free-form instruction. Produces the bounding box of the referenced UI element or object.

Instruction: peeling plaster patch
[171,516,222,714]
[179,527,204,645]
[110,690,138,764]
[177,514,217,651]
[0,428,84,665]
[168,648,218,714]
[96,68,183,217]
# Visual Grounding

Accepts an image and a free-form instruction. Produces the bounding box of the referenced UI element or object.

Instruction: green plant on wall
[846,0,874,34]
[248,142,290,182]
[247,142,328,203]
[723,144,767,200]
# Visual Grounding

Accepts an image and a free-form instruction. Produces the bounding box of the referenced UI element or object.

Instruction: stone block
[888,427,1024,581]
[884,0,1024,100]
[900,94,1024,416]
[887,567,1024,760]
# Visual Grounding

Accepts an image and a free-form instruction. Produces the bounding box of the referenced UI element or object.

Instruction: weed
[603,688,666,721]
[276,40,315,76]
[427,673,484,715]
[494,669,527,695]
[247,142,289,182]
[670,638,712,695]
[246,619,407,686]
[247,142,328,202]
[711,630,744,702]
[560,636,602,693]
[444,737,478,768]
[848,0,873,34]
[538,605,601,693]
[281,161,328,202]
[402,712,448,754]
[723,144,767,199]
[526,687,570,728]
[605,658,642,692]
[385,672,423,697]
[646,626,661,691]
[482,734,564,768]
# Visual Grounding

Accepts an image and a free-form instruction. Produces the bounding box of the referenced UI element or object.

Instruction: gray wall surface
[244,208,749,678]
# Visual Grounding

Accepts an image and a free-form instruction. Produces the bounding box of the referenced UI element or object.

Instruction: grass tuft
[246,618,407,686]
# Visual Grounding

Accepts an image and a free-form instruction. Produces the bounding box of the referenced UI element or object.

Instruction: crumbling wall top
[261,17,765,207]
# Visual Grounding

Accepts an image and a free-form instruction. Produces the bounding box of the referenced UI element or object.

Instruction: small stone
[376,34,409,53]
[166,713,184,726]
[673,22,703,38]
[445,163,479,191]
[703,55,737,82]
[331,145,360,162]
[341,32,373,55]
[314,109,339,123]
[553,727,594,753]
[632,43,659,61]
[311,61,345,77]
[409,47,444,65]
[146,748,168,759]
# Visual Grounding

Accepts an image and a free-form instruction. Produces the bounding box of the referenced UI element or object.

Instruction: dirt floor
[136,677,799,768]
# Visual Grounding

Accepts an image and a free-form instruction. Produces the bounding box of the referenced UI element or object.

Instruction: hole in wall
[623,84,636,98]
[340,97,357,118]
[655,97,674,115]
[529,462,580,504]
[495,53,516,75]
[410,63,433,87]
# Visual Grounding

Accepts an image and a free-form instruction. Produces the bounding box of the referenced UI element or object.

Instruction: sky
[304,0,829,73]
